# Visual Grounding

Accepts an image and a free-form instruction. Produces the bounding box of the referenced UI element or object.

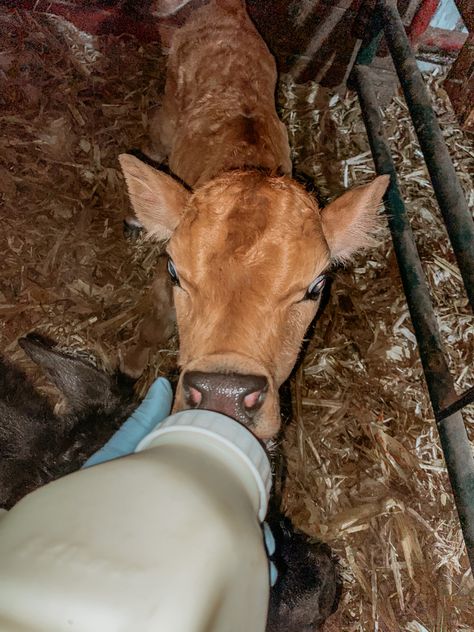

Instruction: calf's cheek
[253,393,282,440]
[273,306,316,385]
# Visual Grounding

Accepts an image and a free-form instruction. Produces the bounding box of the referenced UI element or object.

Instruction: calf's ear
[321,175,390,262]
[19,333,120,415]
[119,154,190,241]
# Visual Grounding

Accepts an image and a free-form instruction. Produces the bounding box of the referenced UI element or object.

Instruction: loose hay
[0,11,173,392]
[278,71,474,630]
[0,10,473,631]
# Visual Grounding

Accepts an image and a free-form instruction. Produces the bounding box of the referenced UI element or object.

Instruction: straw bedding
[0,11,473,630]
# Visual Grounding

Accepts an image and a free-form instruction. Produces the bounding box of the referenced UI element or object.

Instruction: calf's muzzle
[182,371,268,426]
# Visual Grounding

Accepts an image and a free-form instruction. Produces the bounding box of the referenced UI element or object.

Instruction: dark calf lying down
[0,334,340,630]
[0,334,136,509]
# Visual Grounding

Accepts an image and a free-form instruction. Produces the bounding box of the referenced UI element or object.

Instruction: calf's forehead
[168,174,330,280]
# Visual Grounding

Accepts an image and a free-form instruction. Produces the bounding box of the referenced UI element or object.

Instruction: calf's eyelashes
[167,258,180,287]
[304,274,326,301]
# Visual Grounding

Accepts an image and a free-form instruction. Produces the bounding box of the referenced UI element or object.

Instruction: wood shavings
[279,71,474,629]
[0,11,168,391]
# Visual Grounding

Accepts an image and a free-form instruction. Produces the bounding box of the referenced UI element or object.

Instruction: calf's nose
[182,371,268,425]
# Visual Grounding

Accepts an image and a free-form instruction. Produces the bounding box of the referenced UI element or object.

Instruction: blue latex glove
[83,377,173,468]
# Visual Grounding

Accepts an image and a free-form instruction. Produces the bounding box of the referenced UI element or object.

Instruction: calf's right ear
[119,154,190,241]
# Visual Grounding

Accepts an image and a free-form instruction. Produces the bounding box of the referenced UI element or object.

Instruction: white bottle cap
[136,410,272,520]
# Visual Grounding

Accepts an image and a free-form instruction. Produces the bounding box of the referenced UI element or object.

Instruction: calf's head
[120,155,388,439]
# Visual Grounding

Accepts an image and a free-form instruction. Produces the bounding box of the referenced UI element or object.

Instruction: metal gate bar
[379,0,474,311]
[349,0,474,572]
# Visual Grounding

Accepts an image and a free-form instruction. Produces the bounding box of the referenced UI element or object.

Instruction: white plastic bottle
[0,410,272,632]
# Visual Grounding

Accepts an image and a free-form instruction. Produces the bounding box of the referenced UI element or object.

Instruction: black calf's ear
[19,334,119,415]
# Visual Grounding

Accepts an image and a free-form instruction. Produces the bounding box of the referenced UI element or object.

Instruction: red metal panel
[419,26,467,51]
[407,0,440,46]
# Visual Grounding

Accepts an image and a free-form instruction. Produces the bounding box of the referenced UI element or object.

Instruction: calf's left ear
[321,175,390,262]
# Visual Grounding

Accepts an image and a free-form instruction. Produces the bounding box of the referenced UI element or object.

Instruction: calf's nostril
[182,371,268,423]
[243,387,267,413]
[187,386,202,408]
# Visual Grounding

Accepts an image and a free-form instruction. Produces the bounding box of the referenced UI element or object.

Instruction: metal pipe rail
[349,0,474,572]
[380,0,474,311]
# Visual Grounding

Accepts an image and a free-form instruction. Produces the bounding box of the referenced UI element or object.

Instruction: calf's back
[149,0,292,187]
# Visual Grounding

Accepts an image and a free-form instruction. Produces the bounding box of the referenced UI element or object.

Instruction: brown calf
[120,0,389,439]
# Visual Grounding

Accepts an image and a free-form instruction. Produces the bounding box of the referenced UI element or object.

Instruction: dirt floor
[1,10,473,632]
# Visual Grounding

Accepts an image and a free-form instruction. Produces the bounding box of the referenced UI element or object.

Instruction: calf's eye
[304,274,326,301]
[167,258,180,286]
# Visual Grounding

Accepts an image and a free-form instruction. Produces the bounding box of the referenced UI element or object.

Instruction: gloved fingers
[83,377,173,468]
[270,561,278,587]
[128,377,173,430]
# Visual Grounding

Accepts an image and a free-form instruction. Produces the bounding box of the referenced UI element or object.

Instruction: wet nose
[182,371,268,425]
